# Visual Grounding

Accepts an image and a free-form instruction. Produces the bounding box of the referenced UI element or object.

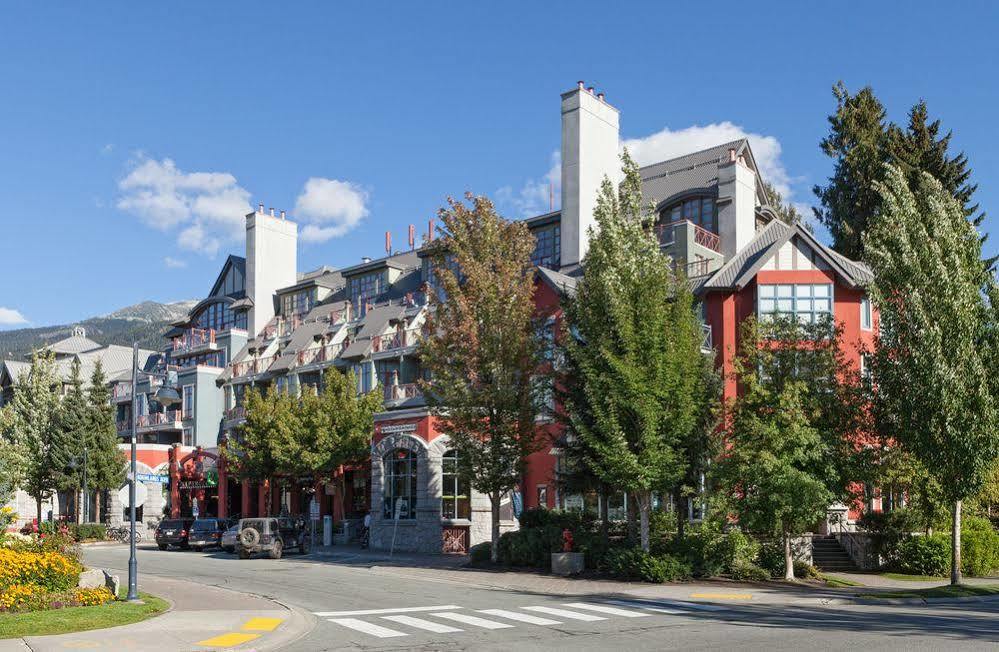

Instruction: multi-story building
[164,82,876,553]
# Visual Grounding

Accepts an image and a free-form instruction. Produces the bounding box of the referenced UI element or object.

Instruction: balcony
[230,355,277,378]
[701,323,713,353]
[383,383,422,402]
[296,340,349,367]
[172,328,217,355]
[372,329,421,353]
[223,405,246,427]
[654,220,721,253]
[112,383,132,403]
[261,315,303,341]
[117,410,183,434]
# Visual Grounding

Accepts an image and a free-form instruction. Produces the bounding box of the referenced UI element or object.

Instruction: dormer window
[281,289,316,317]
[348,271,383,316]
[530,224,561,269]
[661,196,717,233]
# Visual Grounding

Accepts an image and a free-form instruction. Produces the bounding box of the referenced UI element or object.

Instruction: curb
[853,594,999,606]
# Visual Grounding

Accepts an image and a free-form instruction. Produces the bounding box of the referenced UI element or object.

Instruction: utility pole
[127,342,139,602]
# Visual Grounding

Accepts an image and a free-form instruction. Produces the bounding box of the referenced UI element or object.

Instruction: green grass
[822,575,864,588]
[859,584,999,600]
[0,592,168,639]
[879,572,947,582]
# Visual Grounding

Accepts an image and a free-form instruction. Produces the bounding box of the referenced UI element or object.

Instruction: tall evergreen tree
[864,165,999,585]
[85,362,126,517]
[813,82,889,259]
[420,192,543,563]
[762,181,806,228]
[562,151,715,552]
[10,350,63,526]
[0,404,26,507]
[53,359,89,519]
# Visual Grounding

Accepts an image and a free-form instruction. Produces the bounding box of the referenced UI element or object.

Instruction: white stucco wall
[246,209,298,337]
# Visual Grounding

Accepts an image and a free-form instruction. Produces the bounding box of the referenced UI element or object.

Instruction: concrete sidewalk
[0,573,313,652]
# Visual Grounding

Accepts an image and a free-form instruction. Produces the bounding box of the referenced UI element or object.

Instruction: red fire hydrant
[562,528,574,553]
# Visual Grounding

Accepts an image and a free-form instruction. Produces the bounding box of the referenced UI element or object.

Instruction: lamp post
[126,343,181,603]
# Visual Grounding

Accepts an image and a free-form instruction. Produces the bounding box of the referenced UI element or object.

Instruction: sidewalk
[0,574,312,652]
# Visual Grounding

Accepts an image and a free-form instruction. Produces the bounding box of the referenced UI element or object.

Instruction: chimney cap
[280,209,286,219]
[587,86,595,94]
[258,203,264,213]
[577,80,585,89]
[597,92,605,101]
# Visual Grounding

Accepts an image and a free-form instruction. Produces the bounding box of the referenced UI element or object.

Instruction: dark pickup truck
[155,518,195,550]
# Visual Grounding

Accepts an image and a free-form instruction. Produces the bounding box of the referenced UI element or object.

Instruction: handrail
[372,329,421,353]
[384,383,421,401]
[654,220,721,253]
[172,328,216,352]
[231,354,277,378]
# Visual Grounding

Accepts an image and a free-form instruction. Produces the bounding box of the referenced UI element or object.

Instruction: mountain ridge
[0,300,196,360]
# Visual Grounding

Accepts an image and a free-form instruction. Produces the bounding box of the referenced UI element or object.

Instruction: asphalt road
[83,545,999,651]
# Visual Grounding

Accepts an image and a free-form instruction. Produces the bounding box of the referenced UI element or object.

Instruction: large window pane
[383,449,416,519]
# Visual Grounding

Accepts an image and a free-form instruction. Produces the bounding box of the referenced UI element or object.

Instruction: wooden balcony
[172,328,216,354]
[230,355,277,378]
[383,383,422,402]
[372,329,421,353]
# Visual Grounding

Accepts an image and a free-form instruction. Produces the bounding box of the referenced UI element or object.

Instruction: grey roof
[2,344,155,388]
[700,219,872,291]
[276,270,344,295]
[537,266,578,296]
[340,304,407,360]
[339,250,421,277]
[46,333,103,355]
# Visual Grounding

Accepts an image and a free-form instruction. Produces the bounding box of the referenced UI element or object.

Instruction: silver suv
[236,517,309,559]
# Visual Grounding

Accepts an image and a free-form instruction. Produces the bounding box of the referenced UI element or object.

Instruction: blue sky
[2,1,998,329]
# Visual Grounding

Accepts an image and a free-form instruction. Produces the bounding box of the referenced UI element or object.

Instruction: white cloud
[496,151,561,218]
[163,256,187,269]
[0,307,28,326]
[293,178,369,243]
[622,122,796,199]
[116,156,252,256]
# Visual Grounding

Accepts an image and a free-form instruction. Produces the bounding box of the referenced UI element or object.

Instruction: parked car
[221,523,239,553]
[155,518,195,550]
[236,517,310,559]
[188,518,230,551]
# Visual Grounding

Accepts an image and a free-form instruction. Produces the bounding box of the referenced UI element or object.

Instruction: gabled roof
[700,219,873,291]
[45,332,103,355]
[207,255,246,298]
[536,266,578,296]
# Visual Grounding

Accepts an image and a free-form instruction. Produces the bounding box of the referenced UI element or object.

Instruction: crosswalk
[315,598,727,640]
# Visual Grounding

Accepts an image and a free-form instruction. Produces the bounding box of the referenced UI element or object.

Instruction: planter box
[551,552,585,576]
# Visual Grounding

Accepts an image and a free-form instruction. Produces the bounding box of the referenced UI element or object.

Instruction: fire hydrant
[562,528,574,553]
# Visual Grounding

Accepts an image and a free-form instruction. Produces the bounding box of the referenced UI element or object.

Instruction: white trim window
[182,385,194,419]
[758,283,833,323]
[182,427,193,446]
[861,295,873,330]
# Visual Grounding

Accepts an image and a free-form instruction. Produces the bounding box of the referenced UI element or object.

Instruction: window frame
[861,295,872,330]
[758,283,835,324]
[182,384,194,419]
[441,449,471,520]
[382,448,417,520]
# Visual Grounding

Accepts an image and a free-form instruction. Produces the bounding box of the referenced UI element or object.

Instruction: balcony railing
[296,340,349,367]
[224,406,246,422]
[654,220,721,253]
[701,323,713,353]
[116,410,183,433]
[383,383,422,401]
[230,355,277,378]
[372,329,421,353]
[112,384,132,402]
[172,328,216,353]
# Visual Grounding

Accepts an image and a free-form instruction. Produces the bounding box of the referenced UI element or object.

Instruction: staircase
[811,535,856,572]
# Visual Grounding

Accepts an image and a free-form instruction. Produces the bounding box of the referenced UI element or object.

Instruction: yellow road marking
[689,592,753,600]
[195,632,260,648]
[241,617,284,632]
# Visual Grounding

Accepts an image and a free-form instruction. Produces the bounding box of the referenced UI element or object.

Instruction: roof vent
[362,256,372,264]
[72,326,86,338]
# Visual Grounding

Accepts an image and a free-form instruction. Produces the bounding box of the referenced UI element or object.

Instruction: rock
[103,570,121,598]
[78,568,106,589]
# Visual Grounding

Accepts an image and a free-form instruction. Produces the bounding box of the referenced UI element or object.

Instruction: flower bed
[0,547,93,614]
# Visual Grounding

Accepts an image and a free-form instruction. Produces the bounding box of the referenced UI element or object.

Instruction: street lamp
[125,343,181,602]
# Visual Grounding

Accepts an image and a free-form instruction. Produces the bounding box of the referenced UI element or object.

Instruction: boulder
[103,570,121,598]
[78,568,106,589]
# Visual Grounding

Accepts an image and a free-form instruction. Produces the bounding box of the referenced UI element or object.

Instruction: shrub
[859,508,924,568]
[897,534,950,576]
[729,562,770,582]
[757,540,811,579]
[603,547,692,583]
[961,516,999,577]
[469,542,492,564]
[76,523,108,541]
[794,561,820,579]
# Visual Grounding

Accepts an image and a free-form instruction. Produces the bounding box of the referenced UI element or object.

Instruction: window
[536,485,548,509]
[861,295,872,330]
[758,284,833,323]
[441,450,470,520]
[349,272,382,316]
[383,449,417,519]
[660,196,717,233]
[182,427,193,446]
[194,301,237,332]
[281,289,316,318]
[182,385,194,419]
[860,353,873,384]
[530,224,561,268]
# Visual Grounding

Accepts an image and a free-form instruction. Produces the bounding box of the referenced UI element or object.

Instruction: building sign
[380,422,417,434]
[179,469,218,490]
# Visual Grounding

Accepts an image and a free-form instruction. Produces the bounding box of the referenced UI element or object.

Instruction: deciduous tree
[864,165,999,585]
[420,192,543,563]
[10,351,62,526]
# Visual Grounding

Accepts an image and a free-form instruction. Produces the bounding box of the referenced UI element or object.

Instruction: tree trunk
[637,491,651,553]
[490,490,500,563]
[35,495,42,532]
[674,487,686,542]
[626,493,638,544]
[599,487,609,543]
[951,499,963,585]
[784,532,795,581]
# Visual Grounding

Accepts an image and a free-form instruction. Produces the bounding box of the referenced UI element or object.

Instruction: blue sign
[512,491,523,518]
[135,473,167,483]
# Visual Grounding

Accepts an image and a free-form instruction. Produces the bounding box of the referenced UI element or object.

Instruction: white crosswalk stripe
[604,599,686,614]
[314,604,462,617]
[522,605,607,621]
[327,617,408,638]
[477,608,563,625]
[606,598,728,613]
[431,612,515,629]
[562,602,650,618]
[381,614,464,633]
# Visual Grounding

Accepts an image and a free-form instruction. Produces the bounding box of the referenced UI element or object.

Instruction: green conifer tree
[11,350,62,526]
[85,362,126,517]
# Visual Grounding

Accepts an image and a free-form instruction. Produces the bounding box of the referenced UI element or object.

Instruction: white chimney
[246,207,298,337]
[716,153,758,260]
[560,81,620,267]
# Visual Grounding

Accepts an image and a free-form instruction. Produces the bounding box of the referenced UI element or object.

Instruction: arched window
[383,448,417,519]
[660,196,717,233]
[441,450,470,520]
